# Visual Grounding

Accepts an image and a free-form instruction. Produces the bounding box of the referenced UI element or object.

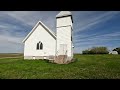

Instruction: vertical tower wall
[56,12,73,60]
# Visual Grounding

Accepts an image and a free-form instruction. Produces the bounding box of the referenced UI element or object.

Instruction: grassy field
[0,54,120,79]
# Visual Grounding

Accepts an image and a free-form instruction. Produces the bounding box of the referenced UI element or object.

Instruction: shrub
[82,47,109,54]
[82,50,90,54]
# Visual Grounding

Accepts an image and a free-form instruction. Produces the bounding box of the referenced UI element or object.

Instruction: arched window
[40,43,43,50]
[36,43,39,50]
[36,41,43,50]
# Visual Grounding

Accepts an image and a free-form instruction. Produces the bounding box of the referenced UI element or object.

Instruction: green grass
[0,54,120,79]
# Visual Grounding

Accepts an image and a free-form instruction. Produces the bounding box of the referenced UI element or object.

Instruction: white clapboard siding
[24,22,56,57]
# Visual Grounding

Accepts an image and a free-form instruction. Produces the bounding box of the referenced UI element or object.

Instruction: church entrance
[59,44,67,55]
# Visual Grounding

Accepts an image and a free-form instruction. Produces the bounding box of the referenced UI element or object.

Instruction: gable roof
[56,11,72,18]
[22,21,56,43]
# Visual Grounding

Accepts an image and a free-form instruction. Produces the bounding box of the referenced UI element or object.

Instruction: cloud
[73,12,118,47]
[73,12,120,53]
[0,34,23,53]
[0,35,23,44]
[74,11,119,34]
[3,11,58,31]
[0,11,58,53]
[4,11,40,26]
[74,31,120,43]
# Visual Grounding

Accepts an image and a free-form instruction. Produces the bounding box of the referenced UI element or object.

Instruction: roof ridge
[38,21,56,36]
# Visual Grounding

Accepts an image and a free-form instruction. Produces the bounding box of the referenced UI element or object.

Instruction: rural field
[0,53,120,79]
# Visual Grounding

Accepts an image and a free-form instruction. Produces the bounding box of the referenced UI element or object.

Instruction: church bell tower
[56,11,73,61]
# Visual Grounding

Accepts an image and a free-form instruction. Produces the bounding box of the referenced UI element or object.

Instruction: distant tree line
[82,47,120,54]
[82,47,109,54]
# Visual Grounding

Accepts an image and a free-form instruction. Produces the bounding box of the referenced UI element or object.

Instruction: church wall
[24,56,52,60]
[24,24,56,59]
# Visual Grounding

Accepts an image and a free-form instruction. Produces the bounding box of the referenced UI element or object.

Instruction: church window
[40,42,43,50]
[36,41,43,50]
[36,43,39,50]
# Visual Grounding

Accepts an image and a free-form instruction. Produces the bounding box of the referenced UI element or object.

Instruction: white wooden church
[22,11,74,64]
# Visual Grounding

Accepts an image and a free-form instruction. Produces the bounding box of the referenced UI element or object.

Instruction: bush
[82,50,90,54]
[82,47,109,54]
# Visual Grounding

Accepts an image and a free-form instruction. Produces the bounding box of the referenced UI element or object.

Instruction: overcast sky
[0,11,120,53]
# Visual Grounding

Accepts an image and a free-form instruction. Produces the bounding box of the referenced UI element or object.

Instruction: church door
[59,44,67,55]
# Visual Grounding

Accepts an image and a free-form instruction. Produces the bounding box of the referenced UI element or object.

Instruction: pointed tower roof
[56,11,72,18]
